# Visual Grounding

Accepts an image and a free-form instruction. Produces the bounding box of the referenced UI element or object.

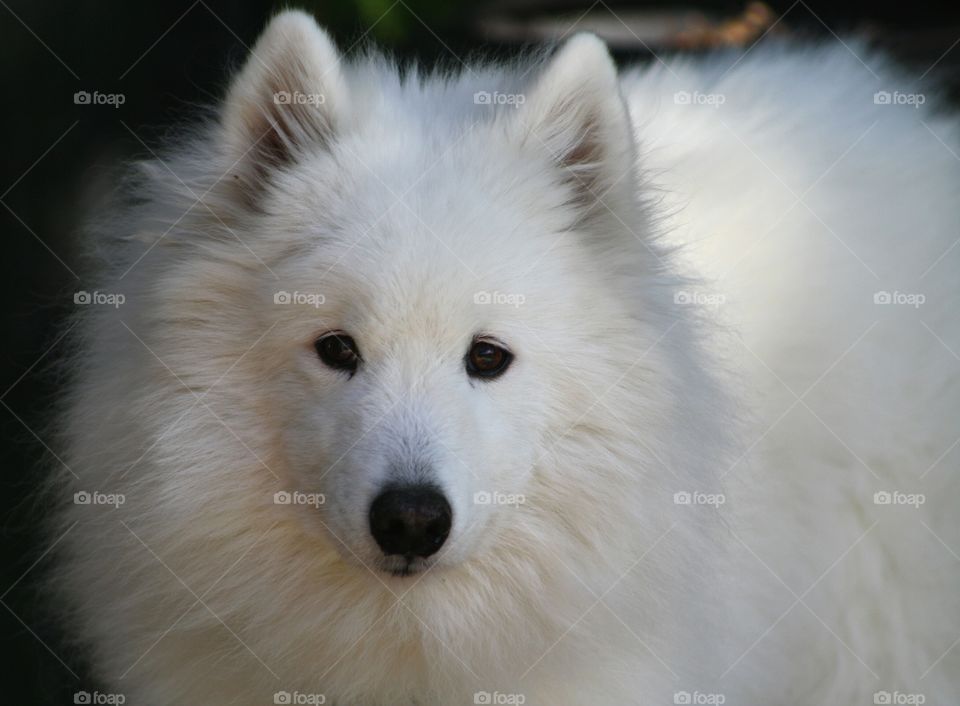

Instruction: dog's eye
[466,339,513,379]
[315,333,361,374]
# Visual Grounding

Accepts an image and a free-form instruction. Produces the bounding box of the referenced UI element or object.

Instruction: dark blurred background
[2,0,958,702]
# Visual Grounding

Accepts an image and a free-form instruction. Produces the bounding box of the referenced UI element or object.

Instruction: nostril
[369,485,452,558]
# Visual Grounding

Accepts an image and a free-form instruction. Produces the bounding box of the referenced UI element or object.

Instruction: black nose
[369,485,452,558]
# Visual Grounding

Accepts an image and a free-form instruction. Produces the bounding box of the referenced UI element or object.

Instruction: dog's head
[208,11,664,578]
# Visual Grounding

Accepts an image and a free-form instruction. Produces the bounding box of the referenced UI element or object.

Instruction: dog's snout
[369,485,452,558]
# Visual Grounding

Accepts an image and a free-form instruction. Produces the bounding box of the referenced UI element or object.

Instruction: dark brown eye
[466,338,513,379]
[315,333,360,374]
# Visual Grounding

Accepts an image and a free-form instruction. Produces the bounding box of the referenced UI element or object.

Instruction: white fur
[53,10,959,704]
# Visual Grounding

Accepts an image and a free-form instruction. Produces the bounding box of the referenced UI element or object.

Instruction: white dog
[53,10,959,704]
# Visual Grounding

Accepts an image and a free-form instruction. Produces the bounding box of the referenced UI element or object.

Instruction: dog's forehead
[317,228,511,316]
[272,133,580,338]
[279,209,537,345]
[299,155,545,287]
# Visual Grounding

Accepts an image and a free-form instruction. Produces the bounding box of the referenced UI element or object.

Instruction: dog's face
[274,202,546,577]
[220,13,642,577]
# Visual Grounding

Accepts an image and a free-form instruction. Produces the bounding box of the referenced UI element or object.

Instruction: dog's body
[53,11,959,704]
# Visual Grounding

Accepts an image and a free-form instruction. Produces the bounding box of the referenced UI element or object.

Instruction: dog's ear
[517,34,634,214]
[221,11,346,195]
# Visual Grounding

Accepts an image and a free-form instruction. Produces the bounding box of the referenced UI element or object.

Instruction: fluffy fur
[52,10,960,704]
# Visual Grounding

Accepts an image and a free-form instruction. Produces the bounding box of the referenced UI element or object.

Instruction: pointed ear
[221,11,346,194]
[516,34,634,214]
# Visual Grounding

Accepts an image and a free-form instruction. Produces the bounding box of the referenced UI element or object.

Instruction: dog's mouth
[377,554,433,577]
